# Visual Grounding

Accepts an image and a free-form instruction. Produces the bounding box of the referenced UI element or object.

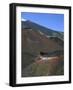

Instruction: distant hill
[21,20,64,77]
[22,20,64,39]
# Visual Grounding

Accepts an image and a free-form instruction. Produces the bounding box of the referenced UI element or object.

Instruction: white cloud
[21,18,27,21]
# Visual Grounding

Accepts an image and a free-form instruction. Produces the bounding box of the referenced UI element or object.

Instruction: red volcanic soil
[35,55,64,66]
[35,57,58,64]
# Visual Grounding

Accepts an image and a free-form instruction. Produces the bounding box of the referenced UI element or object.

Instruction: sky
[21,12,64,32]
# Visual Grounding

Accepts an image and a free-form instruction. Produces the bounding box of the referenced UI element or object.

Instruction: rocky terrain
[21,20,64,77]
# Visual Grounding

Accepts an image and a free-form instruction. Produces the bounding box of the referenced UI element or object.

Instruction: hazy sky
[21,12,64,32]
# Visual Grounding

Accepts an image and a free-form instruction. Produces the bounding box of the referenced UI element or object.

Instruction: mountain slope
[22,20,64,39]
[21,20,64,77]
